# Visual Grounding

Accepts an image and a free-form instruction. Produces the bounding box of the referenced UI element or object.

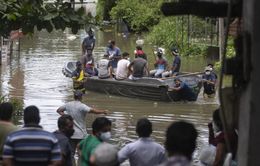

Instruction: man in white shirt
[116,52,130,80]
[118,118,166,166]
[97,54,112,79]
[56,90,108,156]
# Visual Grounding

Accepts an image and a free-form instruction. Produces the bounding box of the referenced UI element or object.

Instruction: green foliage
[110,0,162,32]
[0,0,95,37]
[96,0,116,21]
[146,16,207,57]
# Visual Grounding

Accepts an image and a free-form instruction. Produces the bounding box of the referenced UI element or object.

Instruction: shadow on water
[0,29,218,163]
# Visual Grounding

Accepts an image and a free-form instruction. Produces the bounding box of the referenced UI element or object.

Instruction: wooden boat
[62,62,202,102]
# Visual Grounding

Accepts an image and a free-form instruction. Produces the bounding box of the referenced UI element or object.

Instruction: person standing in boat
[134,45,147,60]
[150,50,168,78]
[82,28,96,55]
[56,90,108,157]
[106,40,121,75]
[128,56,149,80]
[116,52,131,80]
[202,66,217,98]
[97,54,112,79]
[162,47,181,78]
[169,78,196,101]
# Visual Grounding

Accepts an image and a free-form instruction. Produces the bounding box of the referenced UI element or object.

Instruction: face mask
[205,71,211,75]
[127,57,130,61]
[100,131,111,142]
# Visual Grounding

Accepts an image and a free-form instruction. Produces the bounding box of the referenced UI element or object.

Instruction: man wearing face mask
[53,115,75,166]
[78,117,112,166]
[202,66,216,98]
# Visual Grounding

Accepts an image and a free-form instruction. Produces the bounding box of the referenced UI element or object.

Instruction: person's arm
[3,158,13,166]
[56,106,65,116]
[117,145,131,164]
[128,61,134,74]
[89,108,108,114]
[213,143,226,166]
[82,40,86,55]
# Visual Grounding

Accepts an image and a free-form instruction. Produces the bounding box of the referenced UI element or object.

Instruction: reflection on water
[0,29,218,163]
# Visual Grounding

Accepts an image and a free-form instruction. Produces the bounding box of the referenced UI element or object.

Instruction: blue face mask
[100,131,111,142]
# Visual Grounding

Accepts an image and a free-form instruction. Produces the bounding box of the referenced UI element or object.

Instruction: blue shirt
[202,73,216,94]
[172,56,181,72]
[106,47,121,68]
[3,125,61,166]
[176,82,196,101]
[118,137,166,166]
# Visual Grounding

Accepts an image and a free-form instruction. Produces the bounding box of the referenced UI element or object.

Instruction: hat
[171,47,179,54]
[93,143,119,166]
[74,90,83,97]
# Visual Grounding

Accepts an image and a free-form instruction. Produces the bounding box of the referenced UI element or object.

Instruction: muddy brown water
[0,29,218,164]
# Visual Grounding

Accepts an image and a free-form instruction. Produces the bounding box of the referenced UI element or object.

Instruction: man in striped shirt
[3,105,61,166]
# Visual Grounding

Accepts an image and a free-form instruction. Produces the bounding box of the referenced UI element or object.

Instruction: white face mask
[127,57,130,61]
[100,131,111,142]
[205,71,211,75]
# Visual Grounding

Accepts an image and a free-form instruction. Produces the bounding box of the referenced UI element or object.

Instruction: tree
[0,0,95,37]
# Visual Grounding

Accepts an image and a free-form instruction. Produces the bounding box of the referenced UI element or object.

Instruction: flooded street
[0,29,218,162]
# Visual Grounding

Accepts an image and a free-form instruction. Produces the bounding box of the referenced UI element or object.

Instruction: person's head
[92,117,112,142]
[57,114,74,138]
[122,52,129,59]
[204,66,211,75]
[157,51,163,59]
[171,47,179,56]
[174,78,182,87]
[136,46,142,51]
[103,54,109,59]
[207,63,214,69]
[108,40,115,49]
[212,108,223,132]
[0,102,14,121]
[87,28,94,38]
[74,90,83,101]
[76,61,82,69]
[136,118,152,137]
[93,143,119,166]
[24,105,40,125]
[165,121,198,160]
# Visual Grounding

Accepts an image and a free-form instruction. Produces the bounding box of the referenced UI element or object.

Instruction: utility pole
[218,18,225,62]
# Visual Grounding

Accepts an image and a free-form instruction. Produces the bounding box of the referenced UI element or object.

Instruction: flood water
[0,28,219,164]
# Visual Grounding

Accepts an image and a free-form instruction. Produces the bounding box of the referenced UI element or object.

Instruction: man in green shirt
[78,117,112,166]
[0,102,18,164]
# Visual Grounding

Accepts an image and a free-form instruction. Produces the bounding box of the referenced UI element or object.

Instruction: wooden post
[238,0,260,165]
[218,18,224,62]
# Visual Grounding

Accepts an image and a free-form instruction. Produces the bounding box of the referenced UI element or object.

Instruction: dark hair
[136,46,142,50]
[58,114,73,129]
[207,63,214,67]
[74,90,83,100]
[0,102,14,121]
[110,40,115,45]
[213,108,223,131]
[24,105,40,125]
[92,117,112,134]
[122,52,129,58]
[136,118,152,137]
[165,121,198,160]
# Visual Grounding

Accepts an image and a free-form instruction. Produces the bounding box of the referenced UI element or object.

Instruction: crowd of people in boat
[0,91,238,166]
[74,29,218,99]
